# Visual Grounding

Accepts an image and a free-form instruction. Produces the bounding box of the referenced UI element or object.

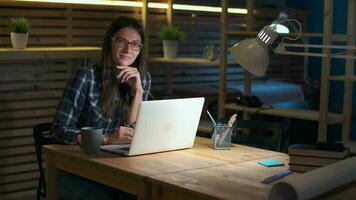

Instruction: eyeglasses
[111,36,143,51]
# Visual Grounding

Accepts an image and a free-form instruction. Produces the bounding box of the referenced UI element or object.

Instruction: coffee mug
[80,127,103,154]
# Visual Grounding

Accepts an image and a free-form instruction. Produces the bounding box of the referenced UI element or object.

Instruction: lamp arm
[280,43,356,50]
[274,43,356,59]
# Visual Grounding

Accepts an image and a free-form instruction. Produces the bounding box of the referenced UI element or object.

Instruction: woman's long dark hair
[98,16,145,122]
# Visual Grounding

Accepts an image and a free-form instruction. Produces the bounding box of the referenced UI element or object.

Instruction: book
[288,144,350,159]
[289,155,343,167]
[258,159,285,167]
[289,164,319,172]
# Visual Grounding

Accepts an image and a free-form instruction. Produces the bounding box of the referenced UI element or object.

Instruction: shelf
[329,76,356,81]
[226,31,348,41]
[223,103,343,124]
[147,57,221,66]
[0,46,101,60]
[226,31,259,36]
[226,31,323,37]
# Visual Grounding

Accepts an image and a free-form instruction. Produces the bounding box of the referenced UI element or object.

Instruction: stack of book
[288,144,350,172]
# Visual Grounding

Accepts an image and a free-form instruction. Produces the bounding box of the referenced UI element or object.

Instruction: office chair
[33,122,56,200]
[232,120,282,152]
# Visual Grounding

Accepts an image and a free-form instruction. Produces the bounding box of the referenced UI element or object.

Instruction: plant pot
[163,40,178,59]
[11,32,29,49]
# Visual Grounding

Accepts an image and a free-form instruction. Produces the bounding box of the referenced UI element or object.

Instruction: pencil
[217,114,238,146]
[228,114,237,125]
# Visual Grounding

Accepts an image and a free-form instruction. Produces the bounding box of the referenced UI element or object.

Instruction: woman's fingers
[116,67,138,82]
[122,73,139,83]
[118,67,138,76]
[120,126,134,139]
[108,126,134,144]
[121,71,139,83]
[123,131,133,138]
[115,66,143,90]
[117,68,135,79]
[116,66,137,73]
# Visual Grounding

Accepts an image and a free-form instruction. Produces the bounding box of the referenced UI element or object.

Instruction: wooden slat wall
[148,8,307,93]
[148,10,243,91]
[0,1,306,199]
[0,60,71,199]
[0,3,140,200]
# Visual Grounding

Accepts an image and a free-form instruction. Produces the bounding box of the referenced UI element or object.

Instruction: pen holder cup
[212,124,233,150]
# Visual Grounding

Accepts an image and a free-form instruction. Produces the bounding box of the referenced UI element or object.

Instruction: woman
[52,16,150,200]
[53,16,150,145]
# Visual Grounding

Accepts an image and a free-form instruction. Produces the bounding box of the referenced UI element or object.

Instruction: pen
[207,110,217,126]
[261,169,292,184]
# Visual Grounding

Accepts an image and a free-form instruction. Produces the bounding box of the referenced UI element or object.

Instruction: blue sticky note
[258,159,285,167]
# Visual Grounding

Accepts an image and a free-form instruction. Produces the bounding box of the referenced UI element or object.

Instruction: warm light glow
[13,0,247,14]
[173,4,248,14]
[173,4,221,12]
[14,0,143,7]
[148,3,168,9]
[228,8,248,14]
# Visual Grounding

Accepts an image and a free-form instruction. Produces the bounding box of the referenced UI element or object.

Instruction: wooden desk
[149,155,288,200]
[44,137,284,200]
[148,155,356,200]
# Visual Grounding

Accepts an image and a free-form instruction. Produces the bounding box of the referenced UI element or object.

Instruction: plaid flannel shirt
[53,67,151,144]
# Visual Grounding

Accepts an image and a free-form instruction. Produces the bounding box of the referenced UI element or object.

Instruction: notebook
[101,97,205,156]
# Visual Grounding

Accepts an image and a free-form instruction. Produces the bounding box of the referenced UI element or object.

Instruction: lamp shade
[230,38,269,77]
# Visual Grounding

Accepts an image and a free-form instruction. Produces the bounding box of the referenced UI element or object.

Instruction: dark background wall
[288,0,356,140]
[224,0,355,141]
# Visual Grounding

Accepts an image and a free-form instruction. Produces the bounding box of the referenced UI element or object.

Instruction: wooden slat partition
[0,3,130,200]
[0,1,306,199]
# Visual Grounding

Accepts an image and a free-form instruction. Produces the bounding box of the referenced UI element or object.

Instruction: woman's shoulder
[75,66,95,74]
[73,66,96,80]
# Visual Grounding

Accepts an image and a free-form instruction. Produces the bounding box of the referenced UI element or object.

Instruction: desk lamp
[230,19,356,77]
[230,18,356,151]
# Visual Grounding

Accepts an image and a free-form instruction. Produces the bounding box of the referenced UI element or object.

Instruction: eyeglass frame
[111,36,143,52]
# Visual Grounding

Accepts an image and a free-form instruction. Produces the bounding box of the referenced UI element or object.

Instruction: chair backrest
[232,120,282,151]
[33,122,55,200]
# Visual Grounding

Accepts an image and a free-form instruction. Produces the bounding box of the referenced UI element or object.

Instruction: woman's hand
[102,126,134,145]
[116,66,143,92]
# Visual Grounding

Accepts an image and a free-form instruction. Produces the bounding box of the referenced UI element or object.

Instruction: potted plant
[9,16,30,49]
[158,25,184,59]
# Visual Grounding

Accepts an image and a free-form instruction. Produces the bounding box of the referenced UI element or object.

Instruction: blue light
[270,24,290,34]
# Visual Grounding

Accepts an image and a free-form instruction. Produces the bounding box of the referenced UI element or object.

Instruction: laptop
[101,97,205,156]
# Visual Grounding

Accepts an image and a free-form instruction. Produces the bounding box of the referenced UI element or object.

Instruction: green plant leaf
[157,25,184,41]
[9,17,30,33]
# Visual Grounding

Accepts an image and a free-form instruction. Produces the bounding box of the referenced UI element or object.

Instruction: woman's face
[111,27,142,66]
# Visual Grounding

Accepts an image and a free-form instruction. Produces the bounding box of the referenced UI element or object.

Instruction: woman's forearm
[128,89,143,125]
